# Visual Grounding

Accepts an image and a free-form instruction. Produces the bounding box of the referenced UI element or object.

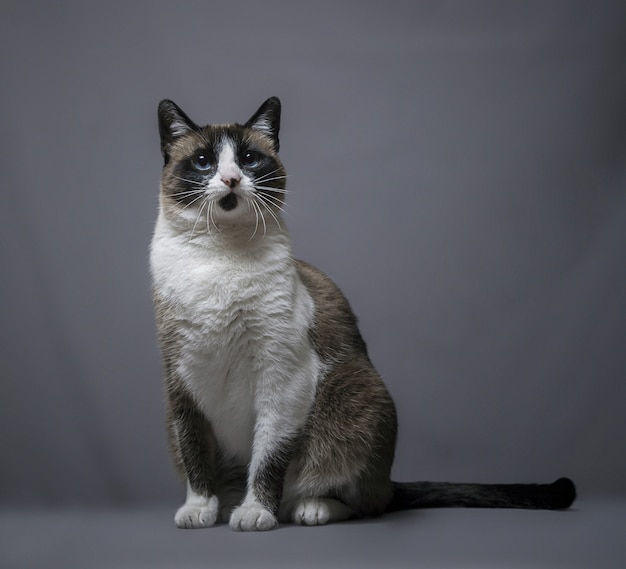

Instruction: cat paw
[292,498,353,526]
[174,495,219,529]
[229,501,278,532]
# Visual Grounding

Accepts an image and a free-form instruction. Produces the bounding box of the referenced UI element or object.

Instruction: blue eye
[192,152,212,171]
[241,150,262,168]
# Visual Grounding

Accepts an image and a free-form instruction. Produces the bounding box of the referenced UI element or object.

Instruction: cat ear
[157,99,197,161]
[245,97,281,152]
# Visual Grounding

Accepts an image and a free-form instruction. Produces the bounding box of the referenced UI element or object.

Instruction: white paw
[292,498,352,526]
[229,501,278,532]
[174,495,219,529]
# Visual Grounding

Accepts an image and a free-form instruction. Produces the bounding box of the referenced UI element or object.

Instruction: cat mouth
[218,193,239,211]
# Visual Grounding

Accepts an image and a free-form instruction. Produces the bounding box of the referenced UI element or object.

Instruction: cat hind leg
[290,497,354,526]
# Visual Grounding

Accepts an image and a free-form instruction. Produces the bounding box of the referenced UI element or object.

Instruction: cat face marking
[216,142,243,204]
[179,138,269,216]
[157,99,287,234]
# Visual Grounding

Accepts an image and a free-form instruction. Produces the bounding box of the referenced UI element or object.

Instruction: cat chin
[207,205,261,229]
[166,202,254,234]
[216,198,252,220]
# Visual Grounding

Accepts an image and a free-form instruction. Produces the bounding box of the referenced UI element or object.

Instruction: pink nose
[222,175,240,189]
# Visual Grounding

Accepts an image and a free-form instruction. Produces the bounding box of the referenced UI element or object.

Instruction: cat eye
[192,152,213,171]
[240,150,262,168]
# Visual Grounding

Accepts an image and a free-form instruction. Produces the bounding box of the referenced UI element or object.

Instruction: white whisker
[254,185,289,195]
[168,189,205,202]
[180,192,207,211]
[254,193,283,231]
[254,175,288,185]
[173,175,206,187]
[252,198,267,236]
[209,200,221,233]
[255,191,286,211]
[206,200,214,234]
[248,198,260,240]
[169,188,204,196]
[189,198,208,242]
[255,168,285,183]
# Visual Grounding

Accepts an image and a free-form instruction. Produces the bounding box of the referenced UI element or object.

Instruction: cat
[149,97,576,531]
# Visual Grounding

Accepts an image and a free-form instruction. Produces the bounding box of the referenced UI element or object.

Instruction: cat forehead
[167,124,276,161]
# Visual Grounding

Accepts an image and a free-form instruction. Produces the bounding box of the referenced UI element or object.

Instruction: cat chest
[178,313,258,463]
[159,255,316,463]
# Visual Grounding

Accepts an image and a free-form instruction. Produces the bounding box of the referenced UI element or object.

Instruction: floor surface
[1,500,624,569]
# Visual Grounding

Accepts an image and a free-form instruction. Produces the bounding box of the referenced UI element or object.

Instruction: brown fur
[287,261,397,515]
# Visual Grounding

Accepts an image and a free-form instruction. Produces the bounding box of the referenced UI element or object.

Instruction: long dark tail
[387,477,576,511]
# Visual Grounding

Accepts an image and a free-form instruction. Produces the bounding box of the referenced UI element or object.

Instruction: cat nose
[222,175,241,189]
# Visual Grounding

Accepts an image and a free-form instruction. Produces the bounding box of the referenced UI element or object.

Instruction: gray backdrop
[1,0,625,510]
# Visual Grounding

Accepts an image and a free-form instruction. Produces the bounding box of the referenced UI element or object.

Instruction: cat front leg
[175,482,219,529]
[229,361,315,531]
[227,321,319,532]
[228,436,294,531]
[167,385,220,529]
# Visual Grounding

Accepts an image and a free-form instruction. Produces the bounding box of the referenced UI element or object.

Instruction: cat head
[157,97,286,235]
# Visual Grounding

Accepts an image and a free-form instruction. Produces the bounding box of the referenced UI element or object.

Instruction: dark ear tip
[158,99,177,115]
[261,97,281,114]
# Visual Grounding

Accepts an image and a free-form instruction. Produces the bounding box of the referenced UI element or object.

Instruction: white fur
[216,143,242,184]
[230,500,277,531]
[151,216,319,456]
[291,498,353,526]
[170,119,191,137]
[249,116,273,137]
[175,482,219,528]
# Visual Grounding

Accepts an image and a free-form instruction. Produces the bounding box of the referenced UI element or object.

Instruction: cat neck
[155,211,292,263]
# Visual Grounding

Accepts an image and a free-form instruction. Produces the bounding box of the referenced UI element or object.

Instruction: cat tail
[387,477,576,511]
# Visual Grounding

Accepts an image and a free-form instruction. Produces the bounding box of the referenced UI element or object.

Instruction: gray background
[3,2,625,567]
[1,0,625,531]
